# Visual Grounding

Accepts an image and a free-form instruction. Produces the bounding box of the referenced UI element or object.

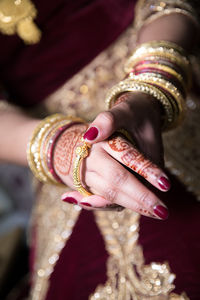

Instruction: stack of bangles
[105,40,191,131]
[27,41,191,199]
[27,114,95,197]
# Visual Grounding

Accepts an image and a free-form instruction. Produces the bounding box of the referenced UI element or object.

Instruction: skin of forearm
[0,111,40,165]
[137,13,198,51]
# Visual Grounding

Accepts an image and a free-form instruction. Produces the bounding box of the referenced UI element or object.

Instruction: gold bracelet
[73,140,92,197]
[129,73,185,113]
[138,8,200,31]
[124,42,190,75]
[27,114,85,184]
[27,114,67,183]
[105,79,174,130]
[40,119,74,184]
[132,62,185,87]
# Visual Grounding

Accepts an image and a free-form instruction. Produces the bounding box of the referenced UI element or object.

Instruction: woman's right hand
[53,123,170,220]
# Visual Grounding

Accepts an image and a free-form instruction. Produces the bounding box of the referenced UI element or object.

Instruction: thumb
[83,111,117,144]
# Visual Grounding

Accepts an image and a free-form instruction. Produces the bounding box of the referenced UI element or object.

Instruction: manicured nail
[80,202,92,207]
[62,197,78,205]
[153,205,169,220]
[158,176,171,191]
[83,127,99,141]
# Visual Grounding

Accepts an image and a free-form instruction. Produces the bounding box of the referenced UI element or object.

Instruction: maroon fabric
[0,0,135,107]
[46,175,200,300]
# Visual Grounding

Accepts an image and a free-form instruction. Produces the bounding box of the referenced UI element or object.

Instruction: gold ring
[73,140,92,197]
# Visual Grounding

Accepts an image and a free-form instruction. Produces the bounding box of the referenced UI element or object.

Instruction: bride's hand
[53,93,170,219]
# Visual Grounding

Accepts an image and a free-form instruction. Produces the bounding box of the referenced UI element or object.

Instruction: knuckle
[112,169,128,188]
[138,191,151,206]
[98,111,115,130]
[104,186,117,203]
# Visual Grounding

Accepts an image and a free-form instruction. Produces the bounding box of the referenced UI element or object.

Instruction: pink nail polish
[83,127,98,141]
[153,205,169,220]
[62,197,78,205]
[80,202,92,207]
[158,176,171,191]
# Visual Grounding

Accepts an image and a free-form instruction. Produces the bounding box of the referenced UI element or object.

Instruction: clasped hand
[56,92,170,220]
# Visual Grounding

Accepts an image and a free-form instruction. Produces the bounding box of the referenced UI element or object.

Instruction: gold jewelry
[27,114,84,184]
[133,63,184,84]
[0,0,41,44]
[27,114,67,183]
[129,73,186,114]
[105,79,174,130]
[40,119,75,184]
[134,0,200,31]
[73,140,92,197]
[124,41,190,75]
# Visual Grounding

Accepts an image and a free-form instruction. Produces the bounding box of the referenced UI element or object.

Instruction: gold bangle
[129,73,186,112]
[40,119,74,184]
[27,114,67,183]
[27,114,85,184]
[138,8,200,32]
[132,63,184,87]
[73,140,92,197]
[105,79,174,130]
[124,42,190,75]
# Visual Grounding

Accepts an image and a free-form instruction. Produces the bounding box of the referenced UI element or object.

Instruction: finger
[61,190,111,210]
[102,135,171,192]
[85,164,168,219]
[83,102,130,144]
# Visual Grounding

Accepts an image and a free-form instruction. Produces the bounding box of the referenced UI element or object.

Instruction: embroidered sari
[0,0,200,299]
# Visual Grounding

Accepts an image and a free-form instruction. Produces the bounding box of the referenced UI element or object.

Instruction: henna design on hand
[108,136,160,181]
[108,136,130,152]
[53,124,88,176]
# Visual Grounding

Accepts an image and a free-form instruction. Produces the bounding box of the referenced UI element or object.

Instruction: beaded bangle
[129,69,186,97]
[105,79,174,130]
[130,74,185,115]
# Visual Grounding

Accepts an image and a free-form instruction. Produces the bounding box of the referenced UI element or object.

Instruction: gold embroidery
[0,0,41,44]
[30,182,81,300]
[90,209,188,300]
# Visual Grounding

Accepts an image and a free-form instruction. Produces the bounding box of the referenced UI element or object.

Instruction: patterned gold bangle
[129,73,186,113]
[73,140,92,197]
[105,79,174,130]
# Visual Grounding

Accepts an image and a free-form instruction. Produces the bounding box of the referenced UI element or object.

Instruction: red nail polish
[158,176,171,191]
[153,205,169,220]
[83,127,98,141]
[80,202,92,207]
[62,197,78,205]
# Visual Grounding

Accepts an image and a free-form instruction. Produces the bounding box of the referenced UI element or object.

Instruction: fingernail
[80,202,92,207]
[83,127,99,141]
[62,197,78,205]
[153,205,169,220]
[158,176,171,191]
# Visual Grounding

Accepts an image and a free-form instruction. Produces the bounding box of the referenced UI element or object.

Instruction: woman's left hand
[83,92,164,166]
